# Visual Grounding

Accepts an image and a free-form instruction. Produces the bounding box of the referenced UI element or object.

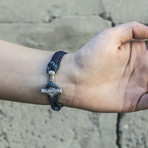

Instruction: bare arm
[0,40,75,106]
[0,22,148,113]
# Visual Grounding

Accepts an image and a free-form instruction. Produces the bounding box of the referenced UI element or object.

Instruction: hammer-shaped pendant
[41,70,62,98]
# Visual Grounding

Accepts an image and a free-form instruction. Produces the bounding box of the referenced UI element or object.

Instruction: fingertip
[136,93,148,111]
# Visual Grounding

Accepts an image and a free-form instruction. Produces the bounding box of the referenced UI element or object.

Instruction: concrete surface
[117,111,148,148]
[0,0,147,148]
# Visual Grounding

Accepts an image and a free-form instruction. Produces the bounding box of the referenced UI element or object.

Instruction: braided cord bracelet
[41,51,67,111]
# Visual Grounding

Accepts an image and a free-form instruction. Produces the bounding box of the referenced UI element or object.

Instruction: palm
[72,22,148,112]
[117,41,148,112]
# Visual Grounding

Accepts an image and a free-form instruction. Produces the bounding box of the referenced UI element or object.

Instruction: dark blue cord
[46,51,67,111]
[46,51,67,74]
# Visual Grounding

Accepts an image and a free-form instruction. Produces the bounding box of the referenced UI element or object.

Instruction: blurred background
[0,0,148,148]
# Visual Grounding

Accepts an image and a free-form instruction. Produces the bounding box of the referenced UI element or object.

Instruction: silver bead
[48,70,55,82]
[48,70,55,76]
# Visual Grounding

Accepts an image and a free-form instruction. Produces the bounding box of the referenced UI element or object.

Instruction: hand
[68,22,148,112]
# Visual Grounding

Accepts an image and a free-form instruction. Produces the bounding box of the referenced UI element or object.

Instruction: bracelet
[41,51,68,111]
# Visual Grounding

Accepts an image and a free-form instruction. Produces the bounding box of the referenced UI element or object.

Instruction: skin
[0,22,148,113]
[70,22,148,112]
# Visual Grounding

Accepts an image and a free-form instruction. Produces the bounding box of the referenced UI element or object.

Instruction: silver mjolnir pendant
[41,70,62,98]
[41,87,62,98]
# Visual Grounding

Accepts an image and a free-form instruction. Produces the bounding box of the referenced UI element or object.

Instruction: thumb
[136,93,148,111]
[110,22,148,45]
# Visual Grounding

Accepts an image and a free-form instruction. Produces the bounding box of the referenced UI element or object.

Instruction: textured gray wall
[0,0,147,148]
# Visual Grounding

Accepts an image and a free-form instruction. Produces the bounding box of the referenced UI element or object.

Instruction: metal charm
[41,87,62,98]
[48,70,55,83]
[41,70,62,98]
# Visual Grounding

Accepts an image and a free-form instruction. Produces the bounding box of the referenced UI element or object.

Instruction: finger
[136,93,148,111]
[111,22,148,45]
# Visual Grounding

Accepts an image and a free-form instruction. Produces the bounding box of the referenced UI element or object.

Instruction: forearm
[0,40,75,106]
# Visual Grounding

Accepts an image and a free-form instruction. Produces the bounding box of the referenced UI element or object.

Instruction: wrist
[54,53,76,108]
[34,50,76,108]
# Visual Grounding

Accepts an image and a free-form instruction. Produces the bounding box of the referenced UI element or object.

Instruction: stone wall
[0,0,147,148]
